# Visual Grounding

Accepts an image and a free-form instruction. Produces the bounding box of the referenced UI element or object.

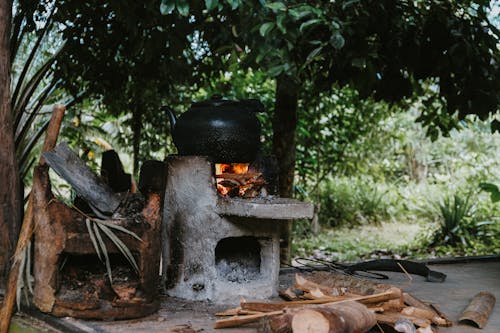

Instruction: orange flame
[215,163,249,175]
[215,163,251,196]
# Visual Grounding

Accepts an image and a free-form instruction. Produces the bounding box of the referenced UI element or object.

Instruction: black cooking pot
[163,95,264,163]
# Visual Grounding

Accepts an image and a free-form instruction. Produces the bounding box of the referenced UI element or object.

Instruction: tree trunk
[272,75,298,198]
[273,75,298,264]
[132,106,142,176]
[0,0,21,282]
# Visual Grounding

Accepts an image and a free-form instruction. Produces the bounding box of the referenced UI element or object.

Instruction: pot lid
[192,94,264,112]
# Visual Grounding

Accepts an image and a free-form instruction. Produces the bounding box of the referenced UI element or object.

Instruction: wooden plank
[43,142,121,214]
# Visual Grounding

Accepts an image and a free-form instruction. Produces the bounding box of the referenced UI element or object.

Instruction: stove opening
[215,236,261,283]
[215,163,267,198]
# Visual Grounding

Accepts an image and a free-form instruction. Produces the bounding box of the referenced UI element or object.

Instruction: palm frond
[86,218,102,262]
[92,222,112,281]
[96,223,139,273]
[94,219,143,242]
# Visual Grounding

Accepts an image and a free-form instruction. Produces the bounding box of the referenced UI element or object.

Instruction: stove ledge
[216,196,314,220]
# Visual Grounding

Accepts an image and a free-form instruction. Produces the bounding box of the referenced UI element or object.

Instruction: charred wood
[42,142,121,215]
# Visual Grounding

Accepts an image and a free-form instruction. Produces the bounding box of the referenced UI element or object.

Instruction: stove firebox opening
[215,236,262,283]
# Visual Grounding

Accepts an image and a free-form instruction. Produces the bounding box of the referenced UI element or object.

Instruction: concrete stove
[161,155,314,303]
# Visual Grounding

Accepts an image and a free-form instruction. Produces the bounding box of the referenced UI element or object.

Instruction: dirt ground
[14,258,500,333]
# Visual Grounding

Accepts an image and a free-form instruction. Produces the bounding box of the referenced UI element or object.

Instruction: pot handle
[162,105,177,132]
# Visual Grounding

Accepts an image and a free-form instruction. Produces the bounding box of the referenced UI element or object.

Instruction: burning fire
[215,163,265,198]
[215,163,250,196]
[215,163,249,175]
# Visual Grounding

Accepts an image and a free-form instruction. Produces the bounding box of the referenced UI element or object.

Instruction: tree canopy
[1,0,499,276]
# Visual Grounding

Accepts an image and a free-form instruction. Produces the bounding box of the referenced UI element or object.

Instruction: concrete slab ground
[11,258,500,333]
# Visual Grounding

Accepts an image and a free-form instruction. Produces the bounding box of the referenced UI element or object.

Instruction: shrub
[318,178,388,227]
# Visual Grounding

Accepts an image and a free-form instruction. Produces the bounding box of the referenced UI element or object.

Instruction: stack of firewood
[216,172,266,198]
[214,271,452,332]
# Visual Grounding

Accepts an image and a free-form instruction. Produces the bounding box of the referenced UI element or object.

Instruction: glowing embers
[215,163,267,198]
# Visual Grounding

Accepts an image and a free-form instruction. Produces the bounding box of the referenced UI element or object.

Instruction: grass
[292,221,426,262]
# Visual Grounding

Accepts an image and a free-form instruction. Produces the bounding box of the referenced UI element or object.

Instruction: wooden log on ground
[43,142,121,215]
[401,306,448,326]
[376,312,431,328]
[0,105,65,333]
[403,293,452,327]
[214,310,283,329]
[295,274,345,296]
[289,301,376,333]
[306,271,397,296]
[459,291,496,328]
[241,288,401,312]
[259,301,376,333]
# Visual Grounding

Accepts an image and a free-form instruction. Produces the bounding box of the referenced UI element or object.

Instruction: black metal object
[163,95,264,163]
[290,258,447,282]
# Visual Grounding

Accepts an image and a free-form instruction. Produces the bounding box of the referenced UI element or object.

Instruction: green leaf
[160,0,175,15]
[330,32,345,49]
[277,14,287,34]
[289,9,312,20]
[306,46,323,64]
[176,0,190,16]
[351,57,366,68]
[266,2,287,12]
[267,64,284,77]
[299,18,322,32]
[479,182,500,203]
[342,0,361,10]
[259,22,275,37]
[226,0,240,10]
[205,0,218,11]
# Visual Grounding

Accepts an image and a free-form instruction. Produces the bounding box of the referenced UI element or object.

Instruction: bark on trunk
[272,75,298,198]
[273,75,298,265]
[0,0,21,282]
[132,107,142,176]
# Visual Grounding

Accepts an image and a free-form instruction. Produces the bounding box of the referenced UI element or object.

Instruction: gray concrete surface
[18,260,500,333]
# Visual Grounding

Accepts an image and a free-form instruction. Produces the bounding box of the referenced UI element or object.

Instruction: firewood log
[306,271,397,296]
[376,312,431,328]
[401,306,448,326]
[403,293,452,327]
[241,289,401,312]
[459,291,496,329]
[295,274,345,296]
[289,301,376,333]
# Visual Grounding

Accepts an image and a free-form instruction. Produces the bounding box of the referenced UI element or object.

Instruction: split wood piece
[401,306,448,326]
[214,310,283,329]
[216,172,262,181]
[306,270,398,296]
[43,141,121,215]
[215,307,263,316]
[0,105,65,333]
[295,274,345,296]
[379,298,405,312]
[241,288,402,312]
[278,288,300,301]
[459,291,496,328]
[259,301,376,333]
[403,293,452,327]
[376,312,431,328]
